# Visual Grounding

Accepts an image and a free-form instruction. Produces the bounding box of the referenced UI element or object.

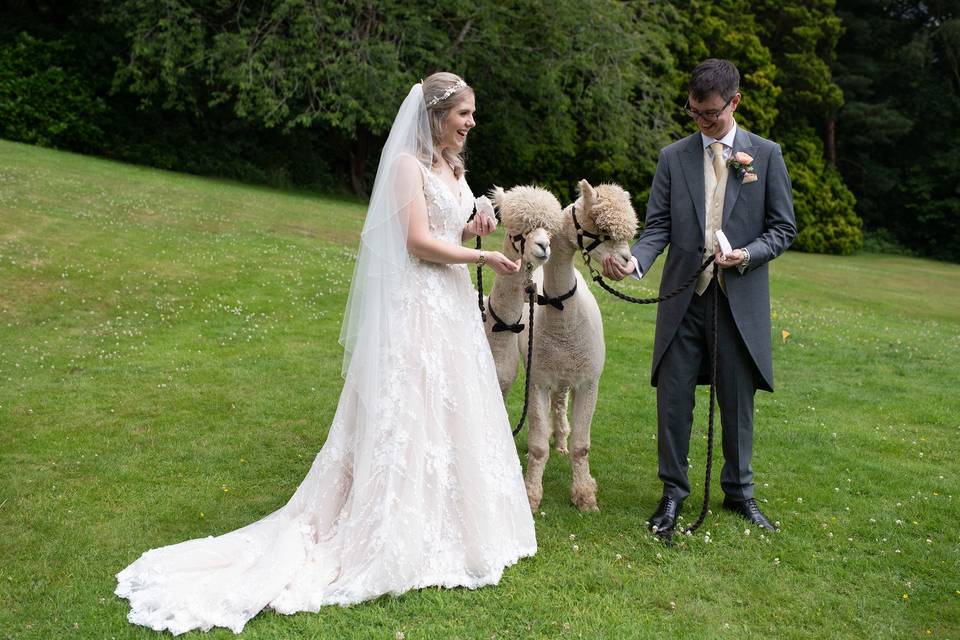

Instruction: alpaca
[521,179,637,512]
[484,185,563,399]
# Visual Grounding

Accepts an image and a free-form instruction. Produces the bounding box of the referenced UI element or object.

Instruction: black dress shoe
[647,496,683,534]
[722,496,778,531]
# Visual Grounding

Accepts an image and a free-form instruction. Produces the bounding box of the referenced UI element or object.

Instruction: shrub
[782,126,862,255]
[0,33,106,151]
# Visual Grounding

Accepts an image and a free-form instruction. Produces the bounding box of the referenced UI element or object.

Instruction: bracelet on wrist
[476,250,486,267]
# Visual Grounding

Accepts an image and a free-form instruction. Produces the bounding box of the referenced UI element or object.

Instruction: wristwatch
[737,248,750,274]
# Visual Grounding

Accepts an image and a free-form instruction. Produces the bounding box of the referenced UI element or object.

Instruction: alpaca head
[489,185,563,269]
[574,179,638,270]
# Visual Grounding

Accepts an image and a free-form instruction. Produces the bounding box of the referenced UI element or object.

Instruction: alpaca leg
[569,382,600,512]
[495,339,520,400]
[550,387,571,455]
[524,385,551,512]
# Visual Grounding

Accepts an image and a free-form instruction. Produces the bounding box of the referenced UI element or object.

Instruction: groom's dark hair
[688,59,740,101]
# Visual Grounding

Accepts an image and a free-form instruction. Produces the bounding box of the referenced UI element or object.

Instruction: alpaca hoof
[554,441,569,455]
[572,495,599,512]
[571,480,599,512]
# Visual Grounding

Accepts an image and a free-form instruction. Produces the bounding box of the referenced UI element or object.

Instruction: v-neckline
[431,166,462,204]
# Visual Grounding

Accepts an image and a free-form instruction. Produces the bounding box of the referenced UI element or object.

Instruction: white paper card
[474,195,495,219]
[716,229,733,256]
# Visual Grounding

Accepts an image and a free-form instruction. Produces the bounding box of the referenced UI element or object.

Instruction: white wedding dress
[115,164,537,635]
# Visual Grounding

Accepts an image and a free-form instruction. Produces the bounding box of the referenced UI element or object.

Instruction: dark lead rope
[467,204,534,436]
[469,204,525,324]
[571,205,719,535]
[512,282,536,436]
[467,205,487,322]
[682,271,719,535]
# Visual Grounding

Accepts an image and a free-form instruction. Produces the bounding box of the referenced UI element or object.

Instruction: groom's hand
[602,255,635,281]
[715,248,744,269]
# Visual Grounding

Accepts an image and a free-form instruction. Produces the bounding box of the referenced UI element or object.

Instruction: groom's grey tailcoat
[632,128,797,392]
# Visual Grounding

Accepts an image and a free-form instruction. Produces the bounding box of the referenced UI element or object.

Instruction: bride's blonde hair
[422,72,473,179]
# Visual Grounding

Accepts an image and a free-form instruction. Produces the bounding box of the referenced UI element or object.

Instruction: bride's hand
[465,213,497,237]
[484,251,521,275]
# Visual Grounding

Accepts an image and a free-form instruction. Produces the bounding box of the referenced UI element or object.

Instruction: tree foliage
[102,0,684,201]
[755,0,861,254]
[17,1,960,259]
[834,0,960,261]
[0,32,106,150]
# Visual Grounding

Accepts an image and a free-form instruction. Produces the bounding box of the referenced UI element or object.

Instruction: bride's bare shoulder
[394,153,429,184]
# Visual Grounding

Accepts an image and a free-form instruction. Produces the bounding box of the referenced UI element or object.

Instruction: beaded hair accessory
[425,79,467,107]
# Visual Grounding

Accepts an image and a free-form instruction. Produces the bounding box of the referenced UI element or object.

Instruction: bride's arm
[398,161,518,274]
[398,159,481,265]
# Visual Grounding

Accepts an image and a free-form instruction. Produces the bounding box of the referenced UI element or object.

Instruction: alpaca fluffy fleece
[490,185,563,235]
[578,179,637,241]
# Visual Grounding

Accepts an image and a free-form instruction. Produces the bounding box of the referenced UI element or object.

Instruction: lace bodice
[420,164,473,244]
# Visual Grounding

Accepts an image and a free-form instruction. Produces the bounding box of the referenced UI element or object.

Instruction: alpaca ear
[488,185,505,208]
[578,179,597,209]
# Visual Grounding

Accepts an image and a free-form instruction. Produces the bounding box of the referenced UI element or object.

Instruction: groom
[603,59,796,535]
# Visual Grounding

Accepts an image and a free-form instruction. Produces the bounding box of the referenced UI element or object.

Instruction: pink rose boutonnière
[728,152,758,184]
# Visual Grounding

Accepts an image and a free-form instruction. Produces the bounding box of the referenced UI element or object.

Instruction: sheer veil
[338,83,433,398]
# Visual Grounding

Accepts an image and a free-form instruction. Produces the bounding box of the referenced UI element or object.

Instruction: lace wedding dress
[115,164,537,635]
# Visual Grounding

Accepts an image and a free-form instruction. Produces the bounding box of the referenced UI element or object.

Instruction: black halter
[570,203,615,279]
[508,232,527,259]
[488,299,525,333]
[537,279,578,310]
[571,203,612,255]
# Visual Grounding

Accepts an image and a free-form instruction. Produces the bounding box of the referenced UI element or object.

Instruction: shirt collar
[701,120,738,151]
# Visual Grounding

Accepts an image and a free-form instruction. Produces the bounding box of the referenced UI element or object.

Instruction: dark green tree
[834,0,960,261]
[753,0,862,254]
[105,0,454,192]
[0,32,106,150]
[105,0,685,203]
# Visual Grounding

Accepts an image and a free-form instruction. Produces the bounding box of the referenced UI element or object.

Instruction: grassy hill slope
[1,140,958,639]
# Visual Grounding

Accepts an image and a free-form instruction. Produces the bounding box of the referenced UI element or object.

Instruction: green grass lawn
[1,139,958,639]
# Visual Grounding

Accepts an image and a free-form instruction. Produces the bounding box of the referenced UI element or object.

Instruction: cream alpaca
[521,179,637,512]
[485,185,564,398]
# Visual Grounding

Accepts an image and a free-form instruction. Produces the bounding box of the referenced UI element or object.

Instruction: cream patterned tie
[711,141,725,180]
[696,142,728,295]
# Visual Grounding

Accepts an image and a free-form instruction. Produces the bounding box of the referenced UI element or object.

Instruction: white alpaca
[521,179,637,512]
[484,185,563,399]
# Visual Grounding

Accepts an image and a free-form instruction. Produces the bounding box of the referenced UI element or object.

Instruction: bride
[116,72,537,635]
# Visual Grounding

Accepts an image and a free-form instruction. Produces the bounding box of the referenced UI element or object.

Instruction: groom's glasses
[683,96,734,122]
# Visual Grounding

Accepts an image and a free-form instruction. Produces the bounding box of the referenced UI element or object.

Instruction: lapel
[679,133,706,239]
[722,127,755,224]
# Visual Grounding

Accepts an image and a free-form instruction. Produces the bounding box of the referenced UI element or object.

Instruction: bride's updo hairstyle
[423,72,473,179]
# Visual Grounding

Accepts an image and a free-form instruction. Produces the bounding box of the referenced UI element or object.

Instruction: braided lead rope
[590,255,715,305]
[512,276,536,437]
[466,205,488,322]
[475,233,487,322]
[467,202,535,437]
[683,264,719,535]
